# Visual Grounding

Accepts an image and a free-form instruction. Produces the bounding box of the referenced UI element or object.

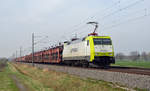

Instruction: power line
[17,0,148,55]
[101,8,147,27]
[97,0,145,21]
[61,0,122,38]
[102,13,150,31]
[89,0,121,18]
[34,36,48,45]
[64,24,88,39]
[62,0,144,39]
[76,0,145,37]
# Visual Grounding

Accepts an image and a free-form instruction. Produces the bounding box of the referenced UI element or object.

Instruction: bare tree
[148,52,150,61]
[0,58,8,62]
[116,53,125,60]
[129,51,140,61]
[141,52,148,61]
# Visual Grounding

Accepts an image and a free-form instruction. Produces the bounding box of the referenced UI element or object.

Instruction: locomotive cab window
[93,38,112,45]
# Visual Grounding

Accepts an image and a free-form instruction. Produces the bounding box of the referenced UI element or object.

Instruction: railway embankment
[12,62,130,91]
[23,62,150,91]
[0,61,28,91]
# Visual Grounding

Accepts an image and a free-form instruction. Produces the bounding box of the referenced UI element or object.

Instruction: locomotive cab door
[85,40,90,61]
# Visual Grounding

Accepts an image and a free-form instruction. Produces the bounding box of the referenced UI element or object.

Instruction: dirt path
[11,74,29,91]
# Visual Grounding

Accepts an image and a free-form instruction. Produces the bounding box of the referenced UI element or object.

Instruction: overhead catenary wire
[101,8,148,28]
[61,0,144,40]
[15,0,148,57]
[102,13,150,31]
[97,0,145,21]
[72,9,147,38]
[34,36,48,45]
[65,0,121,32]
[61,0,122,38]
[63,24,88,39]
[54,0,145,39]
[79,0,145,37]
[102,9,149,31]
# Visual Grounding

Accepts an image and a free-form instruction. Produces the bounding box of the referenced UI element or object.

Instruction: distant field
[112,60,150,68]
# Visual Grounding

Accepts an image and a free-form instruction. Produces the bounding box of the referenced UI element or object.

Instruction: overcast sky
[0,0,150,58]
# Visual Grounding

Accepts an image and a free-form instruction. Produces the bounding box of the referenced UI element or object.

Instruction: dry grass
[11,63,127,91]
[42,68,49,72]
[0,61,7,71]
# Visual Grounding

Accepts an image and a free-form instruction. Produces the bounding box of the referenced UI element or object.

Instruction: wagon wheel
[82,61,89,68]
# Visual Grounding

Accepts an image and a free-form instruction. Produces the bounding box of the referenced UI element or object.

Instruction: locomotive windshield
[93,38,112,45]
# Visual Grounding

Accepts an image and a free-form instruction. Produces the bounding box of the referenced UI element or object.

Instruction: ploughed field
[0,61,131,91]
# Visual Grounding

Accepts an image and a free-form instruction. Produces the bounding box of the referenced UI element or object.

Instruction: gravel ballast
[25,63,150,90]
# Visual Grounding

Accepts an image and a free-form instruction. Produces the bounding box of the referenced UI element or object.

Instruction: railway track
[69,65,150,76]
[107,66,150,76]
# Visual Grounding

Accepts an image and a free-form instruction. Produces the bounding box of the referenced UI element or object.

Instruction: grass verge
[3,61,145,91]
[112,60,150,68]
[11,62,128,91]
[0,62,19,91]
